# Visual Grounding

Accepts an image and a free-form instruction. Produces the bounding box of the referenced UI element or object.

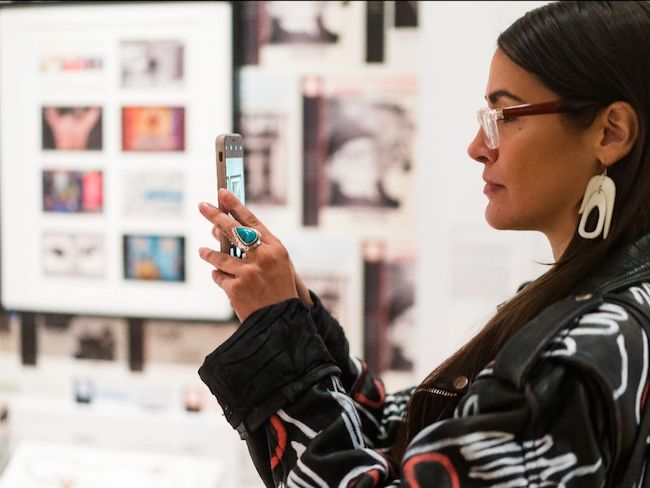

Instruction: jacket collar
[576,233,650,296]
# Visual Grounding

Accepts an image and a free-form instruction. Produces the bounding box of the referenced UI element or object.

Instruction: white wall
[415,1,551,379]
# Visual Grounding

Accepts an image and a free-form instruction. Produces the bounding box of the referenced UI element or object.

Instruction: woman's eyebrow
[485,90,526,104]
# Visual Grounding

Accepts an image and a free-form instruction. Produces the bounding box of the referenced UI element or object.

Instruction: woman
[198,2,650,486]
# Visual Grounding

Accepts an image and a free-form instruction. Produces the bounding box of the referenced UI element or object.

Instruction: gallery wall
[0,2,233,320]
[0,1,558,391]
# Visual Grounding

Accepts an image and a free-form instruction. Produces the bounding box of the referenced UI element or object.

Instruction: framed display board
[0,1,234,320]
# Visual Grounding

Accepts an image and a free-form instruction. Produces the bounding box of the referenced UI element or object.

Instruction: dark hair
[392,0,650,462]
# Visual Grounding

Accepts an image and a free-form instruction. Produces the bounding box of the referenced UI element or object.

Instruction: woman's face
[467,49,601,239]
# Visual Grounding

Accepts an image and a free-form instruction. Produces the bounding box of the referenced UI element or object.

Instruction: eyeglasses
[477,100,599,149]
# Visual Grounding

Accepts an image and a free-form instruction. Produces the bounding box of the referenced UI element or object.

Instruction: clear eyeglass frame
[476,100,599,149]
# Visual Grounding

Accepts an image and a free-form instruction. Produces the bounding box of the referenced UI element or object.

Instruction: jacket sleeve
[308,290,415,449]
[199,295,649,487]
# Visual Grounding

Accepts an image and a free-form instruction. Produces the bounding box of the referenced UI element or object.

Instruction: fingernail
[199,202,217,212]
[198,247,210,258]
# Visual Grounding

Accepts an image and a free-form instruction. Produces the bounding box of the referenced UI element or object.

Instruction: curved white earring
[578,169,616,239]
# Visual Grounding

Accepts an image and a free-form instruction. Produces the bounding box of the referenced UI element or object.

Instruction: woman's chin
[484,207,513,230]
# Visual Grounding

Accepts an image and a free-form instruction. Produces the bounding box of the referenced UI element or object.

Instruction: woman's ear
[593,101,638,167]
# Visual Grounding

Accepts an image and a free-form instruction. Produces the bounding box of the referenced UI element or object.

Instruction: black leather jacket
[200,233,650,487]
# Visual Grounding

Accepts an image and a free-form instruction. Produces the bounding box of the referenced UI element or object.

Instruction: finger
[211,268,235,289]
[198,246,244,275]
[198,201,227,223]
[199,202,240,244]
[211,225,221,241]
[218,189,272,236]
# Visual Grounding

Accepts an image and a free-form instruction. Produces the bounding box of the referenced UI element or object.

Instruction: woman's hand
[198,189,305,322]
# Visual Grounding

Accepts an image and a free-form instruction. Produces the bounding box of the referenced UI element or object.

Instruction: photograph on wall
[144,320,237,365]
[39,51,105,91]
[123,171,184,218]
[362,239,416,378]
[385,1,419,67]
[39,315,128,362]
[302,73,417,229]
[240,113,288,205]
[42,106,103,151]
[120,39,184,88]
[122,106,185,152]
[238,1,364,67]
[40,54,104,74]
[42,232,105,278]
[285,233,362,352]
[300,272,349,325]
[236,68,300,226]
[123,234,185,282]
[0,312,19,356]
[42,169,103,213]
[366,1,419,65]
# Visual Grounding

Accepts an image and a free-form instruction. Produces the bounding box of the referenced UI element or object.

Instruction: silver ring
[232,226,262,252]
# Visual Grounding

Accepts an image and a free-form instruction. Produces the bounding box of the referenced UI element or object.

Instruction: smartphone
[215,133,246,258]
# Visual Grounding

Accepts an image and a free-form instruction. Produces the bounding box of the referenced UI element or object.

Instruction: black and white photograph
[265,1,339,45]
[120,40,184,88]
[39,316,128,362]
[240,112,288,205]
[362,240,416,377]
[300,272,349,325]
[42,232,105,278]
[144,321,238,365]
[253,0,364,66]
[302,73,417,229]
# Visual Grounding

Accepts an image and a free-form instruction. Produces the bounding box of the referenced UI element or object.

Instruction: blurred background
[0,1,549,486]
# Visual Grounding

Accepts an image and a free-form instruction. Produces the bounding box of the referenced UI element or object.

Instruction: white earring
[578,169,616,239]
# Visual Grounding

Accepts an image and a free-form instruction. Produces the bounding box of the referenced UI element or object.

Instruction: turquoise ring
[232,226,262,252]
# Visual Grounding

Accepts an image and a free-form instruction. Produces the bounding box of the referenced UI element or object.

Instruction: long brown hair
[392,0,650,461]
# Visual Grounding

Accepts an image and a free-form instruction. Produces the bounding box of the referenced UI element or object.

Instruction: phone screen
[225,155,246,205]
[223,145,246,258]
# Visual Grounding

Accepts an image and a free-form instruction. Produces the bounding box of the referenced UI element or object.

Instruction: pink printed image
[82,171,103,212]
[122,106,185,152]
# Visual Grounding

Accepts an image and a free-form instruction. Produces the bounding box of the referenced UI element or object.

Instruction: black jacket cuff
[198,298,340,433]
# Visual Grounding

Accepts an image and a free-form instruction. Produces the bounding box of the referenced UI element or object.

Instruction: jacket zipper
[419,387,458,398]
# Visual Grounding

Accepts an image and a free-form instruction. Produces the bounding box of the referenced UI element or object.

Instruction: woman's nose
[467,129,495,165]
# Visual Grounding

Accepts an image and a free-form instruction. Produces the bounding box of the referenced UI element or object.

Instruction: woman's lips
[483,181,505,195]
